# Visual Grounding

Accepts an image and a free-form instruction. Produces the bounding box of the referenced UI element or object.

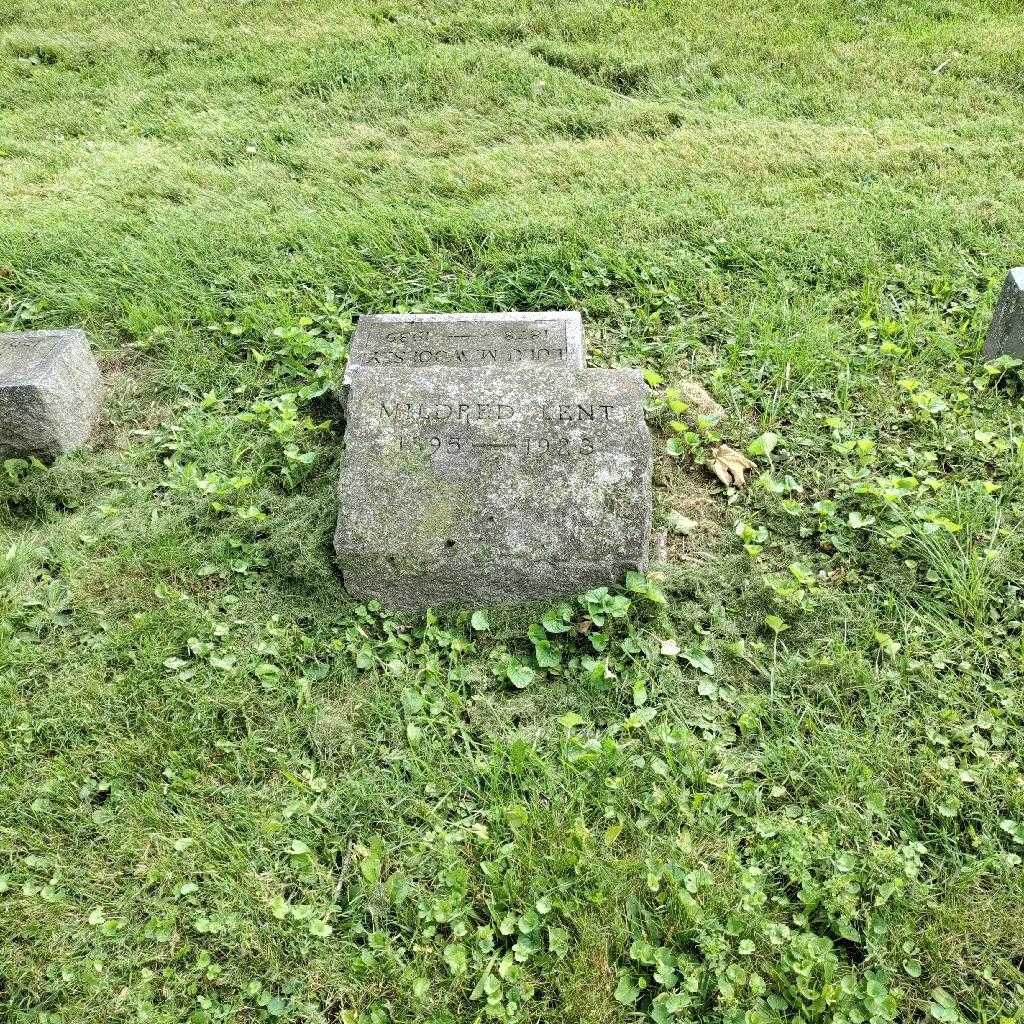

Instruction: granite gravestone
[984,268,1024,360]
[0,329,102,461]
[336,365,652,609]
[344,312,584,386]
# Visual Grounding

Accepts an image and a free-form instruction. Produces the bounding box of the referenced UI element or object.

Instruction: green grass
[2,0,1024,1020]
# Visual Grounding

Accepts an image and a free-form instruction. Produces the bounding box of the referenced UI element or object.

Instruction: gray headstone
[344,312,584,386]
[336,365,652,609]
[0,329,103,461]
[984,268,1024,360]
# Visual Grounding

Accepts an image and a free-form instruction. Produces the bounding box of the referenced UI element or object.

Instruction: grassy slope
[2,0,1024,1020]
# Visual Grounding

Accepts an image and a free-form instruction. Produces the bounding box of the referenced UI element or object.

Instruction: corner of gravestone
[983,267,1024,361]
[334,362,652,611]
[0,328,103,462]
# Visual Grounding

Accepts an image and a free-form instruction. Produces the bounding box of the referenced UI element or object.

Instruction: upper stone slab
[335,364,652,610]
[344,311,584,384]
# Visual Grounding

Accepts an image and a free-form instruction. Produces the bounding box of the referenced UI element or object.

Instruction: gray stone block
[336,365,652,609]
[0,329,102,461]
[344,312,584,386]
[984,268,1024,360]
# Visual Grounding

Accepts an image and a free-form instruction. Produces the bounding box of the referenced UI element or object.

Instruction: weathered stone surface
[984,268,1024,360]
[344,312,584,385]
[336,365,652,609]
[0,329,102,461]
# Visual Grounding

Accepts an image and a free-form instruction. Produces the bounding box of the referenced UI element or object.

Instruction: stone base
[336,365,652,610]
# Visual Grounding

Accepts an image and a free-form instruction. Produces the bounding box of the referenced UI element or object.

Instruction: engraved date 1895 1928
[394,433,596,457]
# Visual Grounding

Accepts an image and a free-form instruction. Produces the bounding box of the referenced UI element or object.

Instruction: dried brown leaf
[708,444,755,488]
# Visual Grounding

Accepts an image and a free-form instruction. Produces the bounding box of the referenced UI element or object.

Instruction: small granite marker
[984,268,1024,360]
[0,329,102,461]
[344,311,584,386]
[336,364,652,609]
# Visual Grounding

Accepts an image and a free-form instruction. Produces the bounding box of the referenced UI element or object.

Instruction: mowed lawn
[3,0,1024,1020]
